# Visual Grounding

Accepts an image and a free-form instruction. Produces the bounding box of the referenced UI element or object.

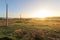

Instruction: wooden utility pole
[5,0,8,27]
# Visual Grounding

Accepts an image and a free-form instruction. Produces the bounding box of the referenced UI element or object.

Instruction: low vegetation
[0,18,60,40]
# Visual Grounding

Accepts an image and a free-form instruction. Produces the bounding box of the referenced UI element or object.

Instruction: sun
[30,10,53,18]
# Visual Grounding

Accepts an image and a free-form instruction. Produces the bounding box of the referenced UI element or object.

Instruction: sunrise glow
[30,9,54,18]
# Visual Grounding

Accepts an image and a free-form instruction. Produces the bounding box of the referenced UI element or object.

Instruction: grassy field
[0,19,60,40]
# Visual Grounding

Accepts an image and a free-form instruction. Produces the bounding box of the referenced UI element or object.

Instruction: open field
[0,18,60,40]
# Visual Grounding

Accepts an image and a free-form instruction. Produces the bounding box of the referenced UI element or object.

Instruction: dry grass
[0,19,60,40]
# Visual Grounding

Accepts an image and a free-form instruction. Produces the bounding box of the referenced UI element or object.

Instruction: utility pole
[20,14,21,22]
[20,14,21,20]
[5,0,8,27]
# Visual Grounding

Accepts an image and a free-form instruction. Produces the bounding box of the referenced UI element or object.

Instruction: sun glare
[30,9,53,18]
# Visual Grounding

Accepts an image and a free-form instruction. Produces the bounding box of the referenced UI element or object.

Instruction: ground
[0,19,60,40]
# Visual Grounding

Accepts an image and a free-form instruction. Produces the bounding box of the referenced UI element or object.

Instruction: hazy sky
[0,0,60,18]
